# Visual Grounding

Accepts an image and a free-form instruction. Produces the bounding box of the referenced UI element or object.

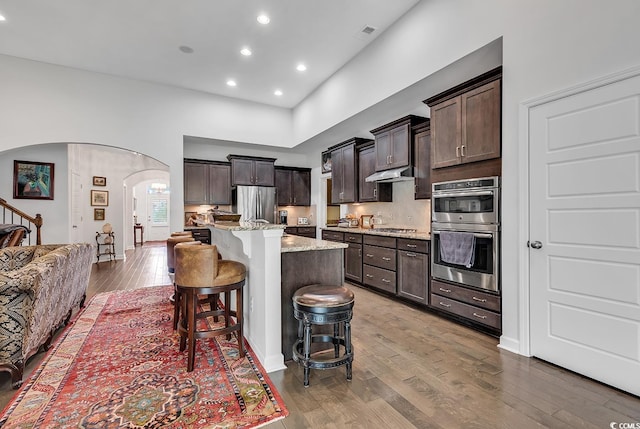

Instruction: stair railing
[0,198,43,245]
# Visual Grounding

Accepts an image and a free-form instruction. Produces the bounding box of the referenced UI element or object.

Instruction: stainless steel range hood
[365,166,414,183]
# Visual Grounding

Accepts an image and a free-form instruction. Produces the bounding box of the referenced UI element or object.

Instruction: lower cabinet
[285,226,317,238]
[344,233,363,283]
[397,238,429,305]
[362,235,397,294]
[430,279,501,331]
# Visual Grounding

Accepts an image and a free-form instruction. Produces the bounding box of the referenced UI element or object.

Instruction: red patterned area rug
[0,285,288,428]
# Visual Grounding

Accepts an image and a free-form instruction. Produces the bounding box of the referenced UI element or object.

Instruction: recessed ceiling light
[257,14,270,25]
[274,90,283,96]
[0,14,6,22]
[296,63,307,72]
[240,47,252,56]
[179,45,194,54]
[227,80,237,87]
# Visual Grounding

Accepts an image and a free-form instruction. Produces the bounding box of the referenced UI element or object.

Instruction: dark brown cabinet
[184,159,231,205]
[344,233,363,283]
[370,115,428,172]
[357,142,392,202]
[430,279,501,331]
[413,122,432,199]
[227,155,276,186]
[362,235,397,294]
[330,138,360,204]
[285,226,316,238]
[425,68,501,169]
[275,167,311,206]
[397,238,429,305]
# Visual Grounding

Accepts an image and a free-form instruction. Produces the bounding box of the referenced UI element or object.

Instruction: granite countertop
[210,221,287,231]
[323,226,431,240]
[281,234,348,253]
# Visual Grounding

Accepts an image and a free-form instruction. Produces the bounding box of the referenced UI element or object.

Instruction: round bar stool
[166,235,197,329]
[174,243,246,372]
[292,284,355,387]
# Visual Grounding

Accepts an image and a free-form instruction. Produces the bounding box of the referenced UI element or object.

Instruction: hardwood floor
[1,242,638,428]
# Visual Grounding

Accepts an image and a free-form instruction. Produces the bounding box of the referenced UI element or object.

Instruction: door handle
[456,146,460,157]
[382,257,391,261]
[528,240,543,249]
[461,145,466,157]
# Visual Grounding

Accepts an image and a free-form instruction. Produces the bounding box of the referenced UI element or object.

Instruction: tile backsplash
[342,180,430,232]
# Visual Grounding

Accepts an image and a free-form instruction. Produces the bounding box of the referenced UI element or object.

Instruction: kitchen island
[208,222,346,372]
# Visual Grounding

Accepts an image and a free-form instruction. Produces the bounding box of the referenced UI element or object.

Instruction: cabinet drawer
[363,235,396,248]
[363,245,396,271]
[431,279,500,312]
[363,265,396,294]
[430,294,501,330]
[296,227,317,238]
[285,227,298,235]
[344,232,363,244]
[322,230,344,242]
[397,238,429,254]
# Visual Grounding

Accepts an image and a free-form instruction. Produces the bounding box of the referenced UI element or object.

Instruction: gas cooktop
[372,228,417,234]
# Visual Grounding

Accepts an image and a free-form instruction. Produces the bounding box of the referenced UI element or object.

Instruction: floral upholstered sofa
[0,243,93,388]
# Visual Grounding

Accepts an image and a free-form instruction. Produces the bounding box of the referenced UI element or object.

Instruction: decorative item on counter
[360,215,374,229]
[297,217,309,225]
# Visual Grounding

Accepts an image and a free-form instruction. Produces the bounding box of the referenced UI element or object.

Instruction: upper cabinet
[370,115,428,172]
[184,159,231,205]
[413,122,432,200]
[425,67,502,169]
[227,155,276,187]
[330,138,362,204]
[275,167,311,206]
[357,140,392,203]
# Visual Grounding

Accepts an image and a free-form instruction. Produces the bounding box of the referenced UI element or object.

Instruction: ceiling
[0,0,420,109]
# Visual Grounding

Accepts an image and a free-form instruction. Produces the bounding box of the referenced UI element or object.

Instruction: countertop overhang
[281,234,348,253]
[209,222,287,232]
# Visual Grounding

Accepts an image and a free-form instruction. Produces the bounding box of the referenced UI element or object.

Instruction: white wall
[1,0,640,354]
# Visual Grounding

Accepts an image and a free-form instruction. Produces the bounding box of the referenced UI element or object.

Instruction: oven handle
[432,231,494,239]
[433,190,494,198]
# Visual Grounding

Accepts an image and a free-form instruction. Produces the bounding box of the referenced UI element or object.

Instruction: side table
[134,224,144,246]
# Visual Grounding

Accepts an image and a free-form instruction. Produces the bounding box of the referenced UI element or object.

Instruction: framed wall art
[13,160,55,200]
[93,176,107,186]
[91,190,109,206]
[360,214,374,228]
[94,208,106,221]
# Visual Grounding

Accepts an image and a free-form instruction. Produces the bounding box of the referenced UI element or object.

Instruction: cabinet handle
[456,146,460,157]
[439,287,451,293]
[382,279,391,283]
[406,252,417,257]
[406,244,417,248]
[472,296,487,303]
[359,249,362,257]
[373,188,377,198]
[389,154,393,164]
[293,197,296,204]
[472,312,487,320]
[366,274,373,278]
[366,254,374,258]
[382,257,391,261]
[439,302,451,308]
[461,145,466,157]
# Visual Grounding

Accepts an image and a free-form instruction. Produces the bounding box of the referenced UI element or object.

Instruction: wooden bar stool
[167,235,197,329]
[174,243,246,372]
[292,284,355,387]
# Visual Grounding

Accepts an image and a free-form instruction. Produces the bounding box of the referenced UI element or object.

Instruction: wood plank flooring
[1,242,638,428]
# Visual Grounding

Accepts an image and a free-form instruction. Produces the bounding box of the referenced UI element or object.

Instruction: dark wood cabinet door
[341,144,357,202]
[374,130,391,171]
[389,124,410,169]
[414,130,432,199]
[230,158,255,186]
[292,170,311,206]
[431,96,462,169]
[330,147,344,204]
[275,169,292,205]
[208,163,231,205]
[184,162,208,204]
[461,79,501,164]
[397,250,429,305]
[254,160,275,186]
[358,146,377,201]
[345,243,362,283]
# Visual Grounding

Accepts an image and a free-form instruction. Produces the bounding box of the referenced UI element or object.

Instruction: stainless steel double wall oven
[431,176,500,292]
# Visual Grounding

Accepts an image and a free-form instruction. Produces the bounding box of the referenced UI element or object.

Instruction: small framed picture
[93,176,107,186]
[13,160,55,200]
[91,190,109,206]
[360,214,374,228]
[321,150,332,174]
[94,208,105,221]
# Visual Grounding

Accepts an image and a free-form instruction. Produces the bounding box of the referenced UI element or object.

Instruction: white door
[146,194,170,241]
[529,72,640,396]
[70,171,83,243]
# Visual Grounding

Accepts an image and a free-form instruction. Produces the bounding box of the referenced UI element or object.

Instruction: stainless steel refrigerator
[232,186,277,223]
